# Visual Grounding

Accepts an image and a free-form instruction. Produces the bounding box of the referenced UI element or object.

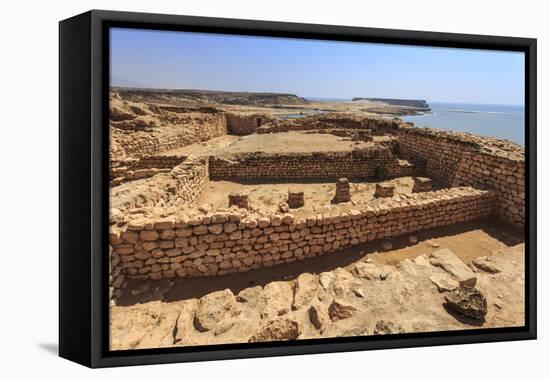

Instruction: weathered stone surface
[444,287,488,320]
[249,318,300,342]
[319,272,334,290]
[412,177,432,193]
[471,256,501,274]
[292,273,319,310]
[374,183,394,198]
[237,286,263,304]
[228,191,250,209]
[278,202,290,213]
[308,304,328,330]
[332,177,351,203]
[353,262,392,281]
[193,289,237,332]
[430,248,477,288]
[174,299,199,344]
[287,188,305,208]
[373,320,405,335]
[332,268,362,297]
[430,274,459,292]
[260,281,293,318]
[328,299,357,321]
[338,325,370,337]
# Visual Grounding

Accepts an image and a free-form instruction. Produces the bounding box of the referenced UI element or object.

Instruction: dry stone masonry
[287,189,305,208]
[110,187,495,281]
[333,178,352,203]
[108,104,525,298]
[412,177,433,193]
[228,191,251,210]
[209,148,416,181]
[374,183,395,198]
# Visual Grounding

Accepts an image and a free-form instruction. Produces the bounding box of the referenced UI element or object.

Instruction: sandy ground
[157,135,240,156]
[218,131,372,155]
[196,176,445,212]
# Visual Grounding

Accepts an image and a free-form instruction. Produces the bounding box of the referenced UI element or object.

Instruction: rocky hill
[112,87,309,106]
[353,97,430,110]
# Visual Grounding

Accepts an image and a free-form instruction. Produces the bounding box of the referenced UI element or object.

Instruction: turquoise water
[401,102,525,146]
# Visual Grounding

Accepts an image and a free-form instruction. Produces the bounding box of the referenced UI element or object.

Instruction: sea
[400,102,525,146]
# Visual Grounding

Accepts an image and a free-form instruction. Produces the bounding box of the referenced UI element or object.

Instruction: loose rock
[249,318,300,342]
[328,299,357,321]
[444,286,488,320]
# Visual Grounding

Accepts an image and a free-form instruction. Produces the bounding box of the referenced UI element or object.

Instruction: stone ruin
[332,178,351,204]
[107,99,525,303]
[228,191,251,210]
[412,177,433,193]
[374,183,395,198]
[287,188,305,208]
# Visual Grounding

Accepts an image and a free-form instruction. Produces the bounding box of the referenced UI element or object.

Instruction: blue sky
[110,28,525,106]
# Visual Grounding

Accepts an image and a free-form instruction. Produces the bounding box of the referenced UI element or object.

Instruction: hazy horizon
[111,28,525,106]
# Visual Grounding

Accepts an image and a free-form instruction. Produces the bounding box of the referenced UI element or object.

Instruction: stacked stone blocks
[110,187,495,281]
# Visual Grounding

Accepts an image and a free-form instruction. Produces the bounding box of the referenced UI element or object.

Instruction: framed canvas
[59,9,537,368]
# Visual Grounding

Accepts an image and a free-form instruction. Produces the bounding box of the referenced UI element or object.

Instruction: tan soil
[196,176,446,212]
[218,131,373,154]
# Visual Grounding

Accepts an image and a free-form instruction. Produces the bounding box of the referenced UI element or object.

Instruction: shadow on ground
[38,343,58,356]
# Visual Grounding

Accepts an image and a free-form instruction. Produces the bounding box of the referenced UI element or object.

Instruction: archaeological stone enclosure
[108,89,525,306]
[58,12,536,366]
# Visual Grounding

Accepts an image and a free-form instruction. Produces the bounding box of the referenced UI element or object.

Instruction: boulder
[444,286,488,320]
[332,268,362,297]
[174,299,199,344]
[412,177,432,193]
[248,318,300,342]
[430,249,477,287]
[292,273,319,310]
[193,289,237,332]
[260,281,293,319]
[328,299,357,321]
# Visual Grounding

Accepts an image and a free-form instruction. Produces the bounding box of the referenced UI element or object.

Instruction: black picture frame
[59,9,537,368]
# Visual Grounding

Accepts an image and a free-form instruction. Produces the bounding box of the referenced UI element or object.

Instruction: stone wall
[396,127,525,227]
[110,155,188,186]
[110,113,228,160]
[110,155,209,211]
[209,148,415,181]
[226,113,272,135]
[257,113,401,134]
[109,245,126,303]
[109,187,495,281]
[452,151,524,227]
